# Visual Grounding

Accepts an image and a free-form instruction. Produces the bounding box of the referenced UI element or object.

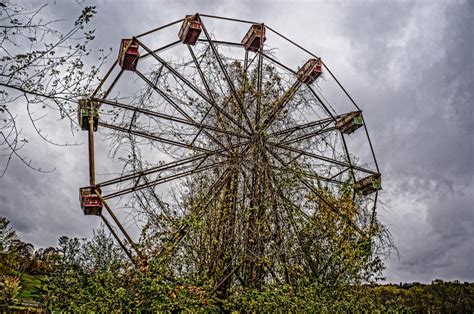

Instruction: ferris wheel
[77,14,381,263]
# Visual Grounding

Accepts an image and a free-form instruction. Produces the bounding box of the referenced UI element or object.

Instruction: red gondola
[79,187,103,215]
[242,24,266,52]
[119,39,140,71]
[178,15,202,45]
[297,58,323,84]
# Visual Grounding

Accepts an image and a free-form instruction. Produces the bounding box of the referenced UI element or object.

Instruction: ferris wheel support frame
[80,13,382,263]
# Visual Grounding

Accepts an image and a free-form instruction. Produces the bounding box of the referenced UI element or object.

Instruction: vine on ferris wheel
[76,13,382,263]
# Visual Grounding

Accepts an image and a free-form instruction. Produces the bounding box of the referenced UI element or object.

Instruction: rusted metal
[87,101,96,187]
[118,39,140,71]
[261,81,301,129]
[90,59,118,99]
[133,64,231,150]
[96,193,142,258]
[267,139,378,176]
[178,15,202,45]
[297,58,323,85]
[270,151,365,236]
[242,24,266,52]
[102,160,224,200]
[79,14,383,262]
[186,45,251,136]
[100,214,135,263]
[336,111,364,134]
[98,121,226,155]
[197,15,255,133]
[78,99,98,131]
[354,173,382,196]
[79,187,102,215]
[93,97,250,140]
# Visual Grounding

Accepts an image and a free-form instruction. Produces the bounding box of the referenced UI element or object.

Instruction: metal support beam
[99,121,227,155]
[97,193,142,258]
[102,160,224,200]
[94,98,250,140]
[134,70,228,151]
[270,151,364,235]
[196,14,255,133]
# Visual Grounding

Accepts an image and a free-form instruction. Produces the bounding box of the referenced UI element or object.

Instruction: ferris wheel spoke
[262,52,297,75]
[103,160,225,200]
[263,166,323,277]
[99,214,135,263]
[270,110,365,146]
[96,67,124,101]
[261,80,302,130]
[328,167,350,181]
[136,39,216,106]
[270,151,364,235]
[276,121,335,145]
[94,98,250,141]
[90,59,119,99]
[197,16,255,133]
[96,194,142,257]
[269,116,336,138]
[97,152,211,188]
[138,37,249,138]
[306,85,338,121]
[267,140,376,176]
[98,121,229,155]
[255,34,264,128]
[96,139,247,189]
[187,45,251,138]
[135,69,229,151]
[273,166,346,185]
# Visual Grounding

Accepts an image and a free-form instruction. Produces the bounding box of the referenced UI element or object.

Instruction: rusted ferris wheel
[77,14,382,266]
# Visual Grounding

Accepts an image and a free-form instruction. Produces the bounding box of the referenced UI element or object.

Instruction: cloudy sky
[1,0,472,283]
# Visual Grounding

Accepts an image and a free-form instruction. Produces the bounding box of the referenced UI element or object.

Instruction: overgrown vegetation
[2,217,473,311]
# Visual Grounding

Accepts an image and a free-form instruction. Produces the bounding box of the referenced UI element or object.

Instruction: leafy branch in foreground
[0,2,108,175]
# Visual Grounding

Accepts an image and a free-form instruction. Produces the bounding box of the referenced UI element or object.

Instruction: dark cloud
[1,0,472,282]
[336,1,473,282]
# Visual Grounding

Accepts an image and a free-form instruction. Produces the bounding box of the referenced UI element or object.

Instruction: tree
[45,227,128,311]
[0,216,35,308]
[0,1,106,175]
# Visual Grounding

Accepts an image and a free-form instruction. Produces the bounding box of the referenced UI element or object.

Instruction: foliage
[370,281,474,312]
[0,1,106,175]
[0,275,21,307]
[1,216,473,311]
[44,228,126,311]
